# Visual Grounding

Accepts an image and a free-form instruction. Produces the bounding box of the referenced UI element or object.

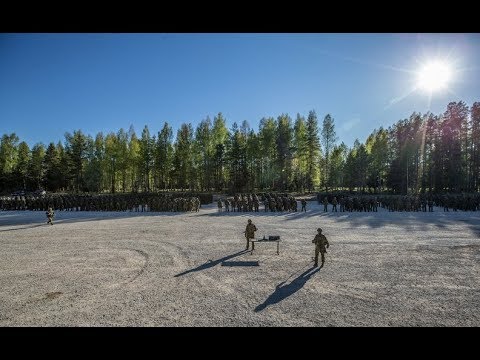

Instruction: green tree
[64,130,88,192]
[305,110,321,191]
[127,126,141,192]
[139,125,154,192]
[211,113,229,190]
[155,122,174,190]
[0,133,19,191]
[258,117,277,190]
[28,143,45,190]
[226,122,248,193]
[321,114,338,191]
[43,142,63,192]
[246,129,261,191]
[471,102,480,191]
[104,132,119,193]
[329,143,347,190]
[173,123,194,190]
[276,114,293,191]
[194,117,213,191]
[15,141,30,190]
[293,114,308,192]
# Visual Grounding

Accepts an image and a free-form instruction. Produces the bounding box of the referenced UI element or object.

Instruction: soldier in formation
[323,196,329,212]
[0,193,204,213]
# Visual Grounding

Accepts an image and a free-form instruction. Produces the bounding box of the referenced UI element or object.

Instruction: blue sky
[1,33,479,148]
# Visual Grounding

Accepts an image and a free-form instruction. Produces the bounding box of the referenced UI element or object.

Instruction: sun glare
[417,61,452,93]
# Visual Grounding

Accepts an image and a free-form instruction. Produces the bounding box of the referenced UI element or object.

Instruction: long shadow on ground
[0,210,197,229]
[254,265,320,312]
[0,223,45,232]
[174,249,249,277]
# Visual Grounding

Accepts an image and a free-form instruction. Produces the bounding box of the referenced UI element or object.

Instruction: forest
[0,101,479,195]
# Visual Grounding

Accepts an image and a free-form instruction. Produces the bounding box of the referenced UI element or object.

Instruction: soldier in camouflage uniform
[244,219,257,250]
[46,207,55,225]
[312,228,329,268]
[331,197,338,212]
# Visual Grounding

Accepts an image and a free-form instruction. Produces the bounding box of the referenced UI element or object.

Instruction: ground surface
[1,202,479,326]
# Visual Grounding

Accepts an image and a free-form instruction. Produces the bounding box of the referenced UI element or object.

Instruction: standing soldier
[301,199,307,212]
[244,219,257,250]
[217,199,223,212]
[332,196,338,212]
[312,228,329,268]
[46,207,55,225]
[428,198,434,212]
[323,196,329,212]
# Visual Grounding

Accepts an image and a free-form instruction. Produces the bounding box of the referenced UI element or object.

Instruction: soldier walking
[244,219,257,250]
[46,207,55,225]
[312,228,329,268]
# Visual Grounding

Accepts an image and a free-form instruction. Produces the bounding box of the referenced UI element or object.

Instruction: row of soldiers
[217,193,298,212]
[319,195,378,212]
[0,193,201,212]
[218,193,262,212]
[317,193,480,212]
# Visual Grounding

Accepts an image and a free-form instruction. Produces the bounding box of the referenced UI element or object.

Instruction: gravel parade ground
[1,202,479,326]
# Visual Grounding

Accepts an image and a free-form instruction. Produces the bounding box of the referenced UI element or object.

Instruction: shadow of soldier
[254,266,319,312]
[0,223,45,232]
[174,249,249,277]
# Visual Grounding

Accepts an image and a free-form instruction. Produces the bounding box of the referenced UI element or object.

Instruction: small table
[250,237,280,255]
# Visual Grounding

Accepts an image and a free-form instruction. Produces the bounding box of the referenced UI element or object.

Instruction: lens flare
[417,61,452,93]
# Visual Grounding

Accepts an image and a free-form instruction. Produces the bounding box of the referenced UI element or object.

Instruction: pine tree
[28,143,45,190]
[156,122,174,191]
[194,117,213,191]
[15,141,30,190]
[471,102,480,191]
[293,114,308,192]
[276,114,293,191]
[43,142,62,192]
[258,117,277,190]
[226,122,248,193]
[305,110,321,191]
[139,125,154,192]
[173,123,194,191]
[321,114,337,192]
[211,113,229,191]
[64,130,88,192]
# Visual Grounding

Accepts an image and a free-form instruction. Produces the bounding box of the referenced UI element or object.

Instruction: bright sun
[417,60,452,93]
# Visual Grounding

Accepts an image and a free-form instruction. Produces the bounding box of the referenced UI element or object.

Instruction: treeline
[1,101,479,195]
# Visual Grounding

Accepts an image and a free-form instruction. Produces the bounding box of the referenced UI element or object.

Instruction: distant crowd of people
[217,193,299,212]
[317,193,480,212]
[0,193,201,212]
